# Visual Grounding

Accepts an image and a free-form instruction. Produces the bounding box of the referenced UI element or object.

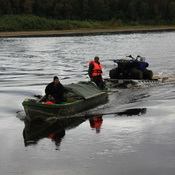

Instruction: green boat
[22,81,108,121]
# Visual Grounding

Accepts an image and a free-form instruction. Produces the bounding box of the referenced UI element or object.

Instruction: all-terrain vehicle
[109,55,153,80]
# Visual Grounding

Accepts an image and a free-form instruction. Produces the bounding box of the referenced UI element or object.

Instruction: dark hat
[53,76,58,80]
[94,56,99,61]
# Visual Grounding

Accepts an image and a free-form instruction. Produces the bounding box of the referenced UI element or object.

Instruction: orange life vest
[46,133,55,139]
[45,101,54,104]
[89,61,103,77]
[90,117,103,129]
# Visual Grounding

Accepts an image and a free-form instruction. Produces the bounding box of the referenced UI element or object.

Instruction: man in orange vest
[88,56,105,89]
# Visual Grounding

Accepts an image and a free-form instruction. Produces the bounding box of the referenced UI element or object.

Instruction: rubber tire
[109,68,119,79]
[130,68,143,79]
[143,69,153,80]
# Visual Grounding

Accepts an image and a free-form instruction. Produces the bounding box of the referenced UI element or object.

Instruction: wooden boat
[22,81,108,121]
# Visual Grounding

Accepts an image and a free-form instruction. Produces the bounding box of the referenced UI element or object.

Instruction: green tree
[128,0,138,20]
[9,0,21,13]
[88,0,110,20]
[108,0,120,19]
[168,0,175,19]
[23,0,35,14]
[0,0,13,14]
[139,1,151,20]
[0,0,175,23]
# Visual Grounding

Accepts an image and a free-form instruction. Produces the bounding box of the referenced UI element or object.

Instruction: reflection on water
[89,115,103,133]
[23,116,86,149]
[23,108,147,149]
[116,108,147,116]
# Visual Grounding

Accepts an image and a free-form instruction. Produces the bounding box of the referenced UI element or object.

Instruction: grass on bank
[0,15,175,32]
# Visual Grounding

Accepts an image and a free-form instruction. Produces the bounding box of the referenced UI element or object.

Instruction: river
[0,31,175,175]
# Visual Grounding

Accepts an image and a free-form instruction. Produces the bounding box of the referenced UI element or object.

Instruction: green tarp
[64,81,105,100]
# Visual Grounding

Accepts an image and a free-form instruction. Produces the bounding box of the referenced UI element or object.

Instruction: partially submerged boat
[109,55,153,80]
[104,77,163,88]
[105,55,164,88]
[22,81,108,120]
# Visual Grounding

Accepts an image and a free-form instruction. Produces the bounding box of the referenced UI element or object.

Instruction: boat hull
[22,92,108,120]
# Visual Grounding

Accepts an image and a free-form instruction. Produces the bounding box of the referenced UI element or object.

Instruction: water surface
[1,31,175,175]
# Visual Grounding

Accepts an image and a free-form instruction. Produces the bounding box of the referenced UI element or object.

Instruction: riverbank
[1,26,175,37]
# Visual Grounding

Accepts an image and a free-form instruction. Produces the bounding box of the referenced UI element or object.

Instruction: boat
[22,81,108,121]
[104,55,169,88]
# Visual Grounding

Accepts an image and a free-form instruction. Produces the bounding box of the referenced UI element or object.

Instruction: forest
[0,0,175,31]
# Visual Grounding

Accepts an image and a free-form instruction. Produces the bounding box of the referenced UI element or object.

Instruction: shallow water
[1,31,175,175]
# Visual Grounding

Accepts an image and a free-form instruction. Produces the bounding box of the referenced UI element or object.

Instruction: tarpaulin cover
[64,81,105,100]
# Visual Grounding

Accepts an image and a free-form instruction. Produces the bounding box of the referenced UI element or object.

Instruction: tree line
[0,0,175,23]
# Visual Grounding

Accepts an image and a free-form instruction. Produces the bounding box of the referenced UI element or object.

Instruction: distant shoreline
[1,26,175,37]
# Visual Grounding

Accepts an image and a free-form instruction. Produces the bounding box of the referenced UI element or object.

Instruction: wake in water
[16,77,175,122]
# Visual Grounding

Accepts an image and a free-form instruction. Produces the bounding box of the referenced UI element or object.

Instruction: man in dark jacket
[45,76,64,103]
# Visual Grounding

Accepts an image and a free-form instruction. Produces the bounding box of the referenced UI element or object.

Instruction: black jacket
[88,63,94,78]
[45,82,64,101]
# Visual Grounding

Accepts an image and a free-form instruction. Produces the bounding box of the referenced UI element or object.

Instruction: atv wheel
[143,69,153,79]
[109,68,120,79]
[130,68,143,79]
